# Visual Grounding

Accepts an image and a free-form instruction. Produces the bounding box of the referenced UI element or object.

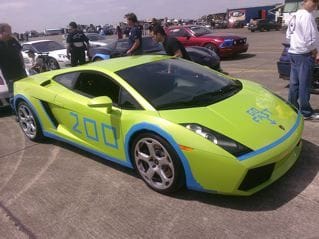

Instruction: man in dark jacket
[0,23,27,98]
[66,21,89,66]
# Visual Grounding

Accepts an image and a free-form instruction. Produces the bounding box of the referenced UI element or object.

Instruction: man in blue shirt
[125,13,142,55]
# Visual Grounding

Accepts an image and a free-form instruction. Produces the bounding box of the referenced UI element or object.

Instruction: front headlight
[182,123,252,157]
[219,39,234,48]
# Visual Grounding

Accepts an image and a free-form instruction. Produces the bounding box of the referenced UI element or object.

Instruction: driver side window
[73,72,120,105]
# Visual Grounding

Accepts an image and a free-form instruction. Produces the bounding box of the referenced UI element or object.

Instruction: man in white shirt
[286,0,319,120]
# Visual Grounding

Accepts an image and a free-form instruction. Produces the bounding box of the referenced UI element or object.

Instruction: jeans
[288,53,314,117]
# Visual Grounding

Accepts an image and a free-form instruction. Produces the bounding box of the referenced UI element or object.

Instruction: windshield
[116,59,242,110]
[32,41,65,52]
[189,26,213,36]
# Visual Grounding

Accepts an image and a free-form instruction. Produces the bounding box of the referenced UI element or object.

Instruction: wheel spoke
[136,150,150,162]
[157,156,172,167]
[145,167,156,180]
[145,141,156,158]
[158,169,171,185]
[20,107,29,118]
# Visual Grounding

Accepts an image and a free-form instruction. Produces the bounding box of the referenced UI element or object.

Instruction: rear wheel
[47,57,60,70]
[17,101,43,141]
[131,133,185,194]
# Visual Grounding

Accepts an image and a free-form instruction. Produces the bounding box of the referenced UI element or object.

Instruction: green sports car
[14,55,303,195]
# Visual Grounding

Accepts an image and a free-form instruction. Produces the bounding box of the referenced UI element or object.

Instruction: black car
[277,42,319,94]
[248,19,281,32]
[89,37,221,71]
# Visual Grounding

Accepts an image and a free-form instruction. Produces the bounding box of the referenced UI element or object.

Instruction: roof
[91,54,172,72]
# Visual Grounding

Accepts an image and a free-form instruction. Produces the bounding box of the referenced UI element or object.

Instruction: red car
[166,25,249,58]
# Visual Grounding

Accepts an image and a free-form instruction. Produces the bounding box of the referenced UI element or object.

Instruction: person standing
[116,25,123,39]
[0,23,27,98]
[286,0,319,120]
[125,13,142,55]
[66,21,89,66]
[152,24,191,60]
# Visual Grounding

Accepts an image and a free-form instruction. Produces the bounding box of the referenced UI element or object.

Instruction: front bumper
[219,44,249,57]
[182,114,303,196]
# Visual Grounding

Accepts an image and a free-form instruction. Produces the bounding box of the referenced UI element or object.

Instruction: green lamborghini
[14,55,303,195]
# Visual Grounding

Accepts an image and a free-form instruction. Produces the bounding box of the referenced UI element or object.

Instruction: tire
[204,43,218,53]
[17,101,43,141]
[47,57,60,70]
[131,133,185,194]
[93,57,103,62]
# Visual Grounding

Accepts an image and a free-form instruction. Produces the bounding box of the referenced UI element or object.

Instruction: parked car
[165,25,248,58]
[13,55,303,195]
[21,40,69,69]
[248,19,281,32]
[0,70,9,108]
[90,36,221,71]
[85,33,109,48]
[277,43,319,94]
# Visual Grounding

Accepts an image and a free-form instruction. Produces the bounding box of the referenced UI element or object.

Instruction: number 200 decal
[70,112,118,149]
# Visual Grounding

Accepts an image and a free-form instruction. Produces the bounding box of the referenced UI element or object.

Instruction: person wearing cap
[0,23,27,99]
[125,13,142,55]
[66,21,89,66]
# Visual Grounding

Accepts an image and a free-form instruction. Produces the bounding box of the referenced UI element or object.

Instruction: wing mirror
[88,96,112,113]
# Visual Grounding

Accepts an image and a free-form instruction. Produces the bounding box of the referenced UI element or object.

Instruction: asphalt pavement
[0,28,319,239]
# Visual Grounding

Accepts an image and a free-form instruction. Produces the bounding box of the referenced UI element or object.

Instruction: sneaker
[304,113,319,121]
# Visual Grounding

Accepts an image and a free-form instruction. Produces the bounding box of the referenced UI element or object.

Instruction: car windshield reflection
[116,59,241,110]
[33,41,65,52]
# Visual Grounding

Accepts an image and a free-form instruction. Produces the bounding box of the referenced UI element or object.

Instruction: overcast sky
[1,0,282,32]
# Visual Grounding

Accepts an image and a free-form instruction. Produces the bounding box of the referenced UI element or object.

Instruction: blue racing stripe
[238,114,302,161]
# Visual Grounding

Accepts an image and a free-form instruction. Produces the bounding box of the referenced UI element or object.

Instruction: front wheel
[17,101,43,141]
[93,57,103,62]
[131,133,185,194]
[204,43,218,54]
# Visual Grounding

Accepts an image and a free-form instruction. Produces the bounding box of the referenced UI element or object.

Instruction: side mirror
[88,96,112,113]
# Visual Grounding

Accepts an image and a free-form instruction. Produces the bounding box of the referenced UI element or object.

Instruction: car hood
[158,80,300,150]
[89,41,108,47]
[201,33,244,40]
